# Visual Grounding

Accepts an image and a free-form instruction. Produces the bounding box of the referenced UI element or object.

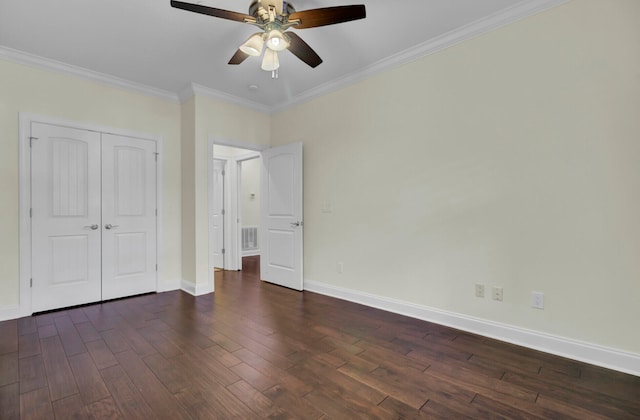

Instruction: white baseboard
[304,279,640,377]
[242,250,260,257]
[181,279,214,297]
[0,305,21,322]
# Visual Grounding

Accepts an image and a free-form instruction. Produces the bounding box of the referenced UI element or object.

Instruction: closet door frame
[18,113,165,317]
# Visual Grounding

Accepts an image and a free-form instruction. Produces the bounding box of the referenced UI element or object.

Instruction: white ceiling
[0,0,564,111]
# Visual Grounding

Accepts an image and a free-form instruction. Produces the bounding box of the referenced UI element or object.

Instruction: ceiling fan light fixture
[171,0,367,70]
[261,48,280,71]
[265,29,289,51]
[239,33,265,56]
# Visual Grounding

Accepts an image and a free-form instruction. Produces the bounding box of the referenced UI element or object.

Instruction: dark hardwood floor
[1,256,639,419]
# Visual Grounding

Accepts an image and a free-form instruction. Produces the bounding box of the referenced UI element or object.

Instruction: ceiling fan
[170,0,366,73]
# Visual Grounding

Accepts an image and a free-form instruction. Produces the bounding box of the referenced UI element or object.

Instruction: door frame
[208,136,265,290]
[18,113,164,317]
[210,158,228,270]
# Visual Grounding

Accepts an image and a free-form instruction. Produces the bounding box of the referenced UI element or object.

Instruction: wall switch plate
[492,286,503,301]
[531,291,544,309]
[475,283,485,298]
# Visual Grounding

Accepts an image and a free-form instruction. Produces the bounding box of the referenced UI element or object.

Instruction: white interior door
[101,134,157,300]
[31,123,102,312]
[212,159,226,269]
[260,142,303,290]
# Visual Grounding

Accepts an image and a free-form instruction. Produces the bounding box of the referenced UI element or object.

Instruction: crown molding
[0,45,180,103]
[0,43,268,114]
[271,0,571,113]
[179,83,272,115]
[0,0,569,114]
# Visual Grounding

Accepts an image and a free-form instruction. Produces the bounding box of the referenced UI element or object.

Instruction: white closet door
[101,133,157,300]
[31,123,102,312]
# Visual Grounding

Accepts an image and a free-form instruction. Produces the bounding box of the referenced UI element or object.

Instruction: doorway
[211,144,262,273]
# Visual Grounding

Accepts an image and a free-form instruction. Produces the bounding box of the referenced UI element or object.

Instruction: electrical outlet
[475,284,485,298]
[337,262,343,274]
[531,291,544,309]
[492,286,503,301]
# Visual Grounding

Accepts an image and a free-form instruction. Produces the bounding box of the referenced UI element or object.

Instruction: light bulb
[266,29,289,52]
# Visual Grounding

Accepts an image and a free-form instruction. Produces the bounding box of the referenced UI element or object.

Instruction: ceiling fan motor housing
[248,0,296,19]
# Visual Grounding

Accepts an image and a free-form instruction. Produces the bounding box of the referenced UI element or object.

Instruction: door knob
[290,221,302,227]
[84,224,99,230]
[105,224,119,230]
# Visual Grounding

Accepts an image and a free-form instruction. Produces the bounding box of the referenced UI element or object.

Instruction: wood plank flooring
[1,255,639,418]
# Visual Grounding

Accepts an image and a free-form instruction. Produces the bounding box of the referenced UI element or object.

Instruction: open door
[260,142,303,290]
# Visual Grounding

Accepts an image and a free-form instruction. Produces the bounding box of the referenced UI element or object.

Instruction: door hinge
[154,152,159,162]
[30,208,32,218]
[155,209,158,216]
[221,209,225,215]
[222,248,226,254]
[222,170,225,177]
[29,137,38,147]
[30,278,32,287]
[156,264,158,272]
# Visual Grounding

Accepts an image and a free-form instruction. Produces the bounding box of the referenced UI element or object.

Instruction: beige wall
[271,0,640,354]
[0,59,182,307]
[180,97,197,286]
[182,95,270,287]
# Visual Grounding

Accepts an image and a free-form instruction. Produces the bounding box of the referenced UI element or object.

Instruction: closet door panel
[31,123,102,312]
[101,134,157,300]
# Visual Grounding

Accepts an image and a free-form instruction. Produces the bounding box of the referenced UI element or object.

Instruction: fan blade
[170,0,254,23]
[286,32,322,68]
[228,49,250,65]
[288,5,366,29]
